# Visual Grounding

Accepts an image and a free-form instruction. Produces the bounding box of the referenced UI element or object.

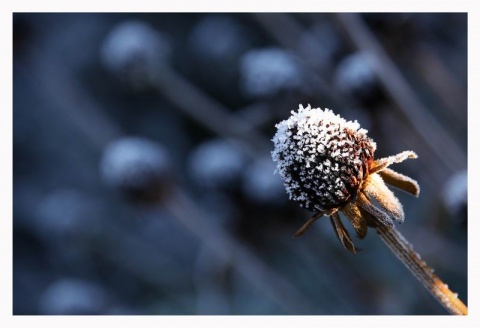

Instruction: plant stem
[375,224,467,315]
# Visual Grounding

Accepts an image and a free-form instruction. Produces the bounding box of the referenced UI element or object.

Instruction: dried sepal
[330,212,357,254]
[357,191,395,227]
[357,205,379,228]
[363,173,404,223]
[378,168,420,197]
[341,202,368,239]
[370,151,418,174]
[294,211,324,237]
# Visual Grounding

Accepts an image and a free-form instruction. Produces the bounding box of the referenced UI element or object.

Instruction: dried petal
[357,191,395,227]
[357,205,379,228]
[370,151,418,174]
[342,202,368,239]
[330,212,356,254]
[363,173,404,223]
[294,211,324,237]
[378,168,420,197]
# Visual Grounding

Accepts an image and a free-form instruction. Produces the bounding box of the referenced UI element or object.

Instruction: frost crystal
[271,104,376,212]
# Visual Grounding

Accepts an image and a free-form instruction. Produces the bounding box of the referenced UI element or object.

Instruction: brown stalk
[375,223,468,315]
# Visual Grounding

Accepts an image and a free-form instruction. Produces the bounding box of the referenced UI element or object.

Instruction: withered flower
[271,104,419,254]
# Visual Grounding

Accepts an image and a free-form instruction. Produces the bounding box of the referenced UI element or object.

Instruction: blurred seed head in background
[101,137,171,203]
[101,20,171,90]
[188,139,249,193]
[240,47,305,98]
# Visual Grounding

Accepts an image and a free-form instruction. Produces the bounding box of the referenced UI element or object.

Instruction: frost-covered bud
[239,47,304,98]
[100,137,170,202]
[271,104,376,212]
[188,139,248,192]
[101,20,171,88]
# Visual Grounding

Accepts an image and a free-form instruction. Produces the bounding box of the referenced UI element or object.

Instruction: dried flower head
[272,104,420,253]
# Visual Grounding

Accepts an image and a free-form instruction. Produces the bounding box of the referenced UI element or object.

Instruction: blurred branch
[286,234,363,313]
[163,186,319,314]
[24,53,122,150]
[333,13,466,173]
[235,102,273,131]
[95,224,192,291]
[412,42,467,126]
[150,64,271,156]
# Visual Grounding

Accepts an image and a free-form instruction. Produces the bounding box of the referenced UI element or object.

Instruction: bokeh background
[13,13,467,315]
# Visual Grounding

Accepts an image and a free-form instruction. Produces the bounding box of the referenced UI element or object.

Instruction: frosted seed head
[272,104,376,212]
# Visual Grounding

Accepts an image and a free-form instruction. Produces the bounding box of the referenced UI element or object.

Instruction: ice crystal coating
[271,104,376,212]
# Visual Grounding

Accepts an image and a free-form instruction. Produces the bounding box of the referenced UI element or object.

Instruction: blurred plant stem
[162,186,318,314]
[375,223,467,315]
[150,64,271,156]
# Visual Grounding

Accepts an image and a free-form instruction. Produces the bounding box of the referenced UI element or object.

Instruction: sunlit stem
[375,224,468,315]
